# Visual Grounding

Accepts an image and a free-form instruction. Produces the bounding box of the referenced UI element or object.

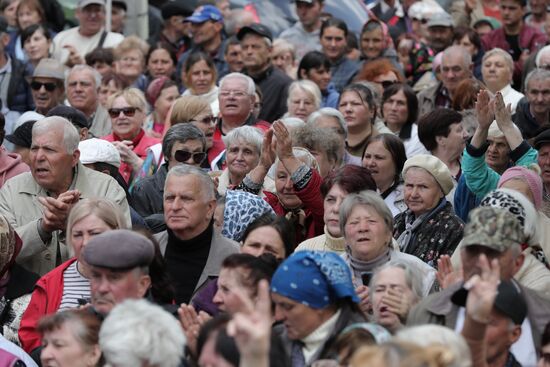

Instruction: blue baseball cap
[185,5,223,23]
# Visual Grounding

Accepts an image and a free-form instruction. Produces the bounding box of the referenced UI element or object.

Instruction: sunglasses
[381,80,398,89]
[30,81,57,91]
[174,150,207,164]
[108,107,140,118]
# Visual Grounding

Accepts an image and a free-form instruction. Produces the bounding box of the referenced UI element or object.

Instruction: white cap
[78,139,121,168]
[14,111,44,131]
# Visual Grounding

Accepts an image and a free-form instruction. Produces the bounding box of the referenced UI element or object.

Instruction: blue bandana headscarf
[271,251,360,309]
[221,190,275,241]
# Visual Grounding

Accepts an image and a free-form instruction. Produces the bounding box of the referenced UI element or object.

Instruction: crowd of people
[0,0,548,366]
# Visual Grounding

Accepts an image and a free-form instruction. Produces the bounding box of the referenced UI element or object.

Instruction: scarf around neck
[347,245,391,280]
[396,198,446,253]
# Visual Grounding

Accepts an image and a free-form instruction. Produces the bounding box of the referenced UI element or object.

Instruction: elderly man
[178,5,227,79]
[28,59,65,115]
[408,207,550,367]
[209,72,270,161]
[237,23,292,122]
[132,124,207,232]
[83,229,154,315]
[0,116,130,275]
[513,69,550,138]
[51,0,124,67]
[279,0,324,60]
[155,164,239,304]
[66,65,111,138]
[535,44,550,69]
[427,12,455,53]
[418,45,472,116]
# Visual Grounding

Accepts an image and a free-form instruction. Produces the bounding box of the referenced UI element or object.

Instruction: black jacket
[513,97,546,139]
[132,163,168,232]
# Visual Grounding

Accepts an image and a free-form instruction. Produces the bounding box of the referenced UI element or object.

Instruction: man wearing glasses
[132,124,208,233]
[28,58,65,115]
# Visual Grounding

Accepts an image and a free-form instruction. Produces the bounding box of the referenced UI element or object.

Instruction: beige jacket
[0,163,130,275]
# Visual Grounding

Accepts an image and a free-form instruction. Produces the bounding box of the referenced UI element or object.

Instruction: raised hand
[177,303,211,358]
[493,92,513,129]
[272,120,293,161]
[475,90,494,131]
[259,129,277,170]
[381,288,411,323]
[464,254,500,324]
[355,285,371,317]
[436,255,464,289]
[227,280,272,367]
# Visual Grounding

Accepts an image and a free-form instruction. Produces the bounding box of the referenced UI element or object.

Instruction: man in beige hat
[28,58,65,115]
[51,0,124,67]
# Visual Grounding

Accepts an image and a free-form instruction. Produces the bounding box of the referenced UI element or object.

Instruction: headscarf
[221,190,275,241]
[271,251,360,309]
[360,19,395,58]
[498,166,543,210]
[146,76,171,106]
[0,216,22,297]
[341,323,392,344]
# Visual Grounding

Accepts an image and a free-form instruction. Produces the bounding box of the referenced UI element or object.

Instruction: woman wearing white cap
[394,154,464,269]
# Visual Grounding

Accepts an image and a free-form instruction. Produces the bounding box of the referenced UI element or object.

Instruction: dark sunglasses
[108,107,140,118]
[381,80,398,89]
[30,81,57,91]
[174,150,207,164]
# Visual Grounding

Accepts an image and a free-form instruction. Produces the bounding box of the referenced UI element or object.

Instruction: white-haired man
[0,116,130,275]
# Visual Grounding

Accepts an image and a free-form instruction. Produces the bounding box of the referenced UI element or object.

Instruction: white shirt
[52,27,124,65]
[500,84,524,115]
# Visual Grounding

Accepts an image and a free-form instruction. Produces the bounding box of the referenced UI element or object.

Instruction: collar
[322,226,347,252]
[499,84,513,96]
[301,309,341,359]
[114,128,145,145]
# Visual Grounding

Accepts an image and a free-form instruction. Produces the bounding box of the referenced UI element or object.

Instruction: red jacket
[481,24,547,83]
[263,168,324,245]
[19,259,76,353]
[102,130,160,183]
[0,148,29,188]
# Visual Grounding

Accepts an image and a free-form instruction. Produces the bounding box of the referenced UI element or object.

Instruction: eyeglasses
[219,90,248,98]
[108,107,140,118]
[380,80,398,89]
[30,81,57,91]
[191,115,216,125]
[174,150,207,164]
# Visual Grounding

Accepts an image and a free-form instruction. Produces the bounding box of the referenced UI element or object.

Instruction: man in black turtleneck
[154,164,239,304]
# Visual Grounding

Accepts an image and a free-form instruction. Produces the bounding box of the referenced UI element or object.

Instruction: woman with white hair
[286,80,321,122]
[100,299,186,367]
[215,126,266,196]
[481,48,524,114]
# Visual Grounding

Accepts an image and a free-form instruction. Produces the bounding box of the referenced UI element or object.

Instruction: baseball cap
[427,12,453,28]
[161,1,194,19]
[462,207,525,252]
[473,16,501,30]
[78,138,121,168]
[112,0,126,11]
[185,5,223,23]
[237,23,273,42]
[451,280,527,325]
[5,120,37,148]
[77,0,105,8]
[47,105,91,129]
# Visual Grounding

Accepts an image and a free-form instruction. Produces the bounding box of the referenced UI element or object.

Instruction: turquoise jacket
[462,140,538,201]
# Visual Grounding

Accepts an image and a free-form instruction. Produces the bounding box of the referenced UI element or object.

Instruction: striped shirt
[58,261,91,311]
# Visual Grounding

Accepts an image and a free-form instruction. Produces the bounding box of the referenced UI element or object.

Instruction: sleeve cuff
[465,142,489,157]
[509,141,530,162]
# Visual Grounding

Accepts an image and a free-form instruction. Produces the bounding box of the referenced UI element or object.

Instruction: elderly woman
[380,84,428,158]
[102,88,161,183]
[238,120,324,244]
[362,134,408,217]
[339,191,436,310]
[307,107,361,166]
[144,76,179,138]
[19,199,128,356]
[298,51,340,108]
[217,126,263,195]
[338,83,380,158]
[271,251,365,365]
[285,80,321,122]
[295,165,376,254]
[272,38,297,79]
[359,19,400,69]
[417,108,468,180]
[113,35,150,91]
[481,48,524,114]
[292,123,343,178]
[39,309,102,367]
[182,52,219,116]
[369,260,423,334]
[393,155,464,268]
